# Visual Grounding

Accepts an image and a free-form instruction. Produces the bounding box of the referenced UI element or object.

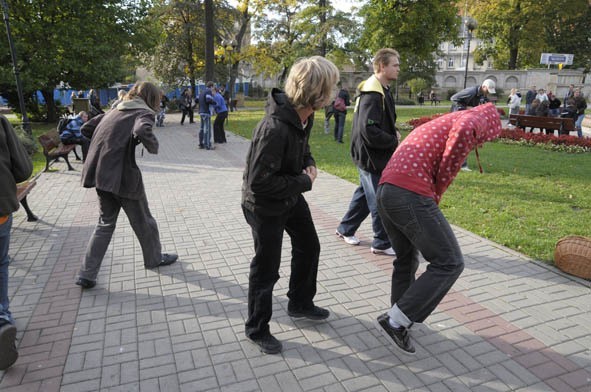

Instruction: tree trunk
[41,89,58,123]
[319,0,327,56]
[204,0,214,82]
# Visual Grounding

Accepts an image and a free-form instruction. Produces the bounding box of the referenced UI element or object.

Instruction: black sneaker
[376,313,415,354]
[147,253,178,269]
[246,333,283,354]
[287,305,330,320]
[0,322,18,370]
[75,277,96,289]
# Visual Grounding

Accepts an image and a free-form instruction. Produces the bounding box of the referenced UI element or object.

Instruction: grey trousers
[79,190,162,281]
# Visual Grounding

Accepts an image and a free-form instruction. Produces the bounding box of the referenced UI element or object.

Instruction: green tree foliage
[0,0,155,121]
[357,0,460,84]
[250,0,355,85]
[469,0,590,70]
[147,0,237,92]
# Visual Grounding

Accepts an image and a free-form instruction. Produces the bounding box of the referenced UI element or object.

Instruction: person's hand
[304,166,317,183]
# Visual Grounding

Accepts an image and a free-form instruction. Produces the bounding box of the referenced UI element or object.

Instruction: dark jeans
[213,111,228,143]
[333,110,346,142]
[62,135,90,161]
[181,108,194,124]
[337,167,391,250]
[242,195,320,339]
[79,190,162,281]
[0,215,12,324]
[376,183,464,324]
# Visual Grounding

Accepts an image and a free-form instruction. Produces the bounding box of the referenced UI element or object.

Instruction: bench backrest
[509,114,574,131]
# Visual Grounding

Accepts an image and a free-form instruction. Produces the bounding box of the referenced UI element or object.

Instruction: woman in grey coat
[76,82,177,289]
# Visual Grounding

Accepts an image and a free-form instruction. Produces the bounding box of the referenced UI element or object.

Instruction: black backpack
[57,116,73,135]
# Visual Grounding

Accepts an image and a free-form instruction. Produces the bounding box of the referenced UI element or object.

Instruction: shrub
[13,125,38,156]
[395,97,416,106]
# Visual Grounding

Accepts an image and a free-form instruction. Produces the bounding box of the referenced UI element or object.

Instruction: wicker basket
[554,236,591,280]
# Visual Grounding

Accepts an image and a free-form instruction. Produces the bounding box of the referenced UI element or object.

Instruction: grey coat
[81,102,158,200]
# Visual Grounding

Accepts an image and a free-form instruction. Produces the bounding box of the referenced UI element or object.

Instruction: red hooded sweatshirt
[379,103,501,204]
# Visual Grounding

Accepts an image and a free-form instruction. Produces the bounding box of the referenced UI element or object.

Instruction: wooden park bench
[37,129,80,172]
[16,177,38,222]
[509,114,575,135]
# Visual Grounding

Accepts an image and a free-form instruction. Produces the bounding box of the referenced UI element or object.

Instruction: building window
[448,57,454,68]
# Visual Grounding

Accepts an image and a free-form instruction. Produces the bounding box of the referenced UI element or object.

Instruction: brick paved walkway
[1,113,589,391]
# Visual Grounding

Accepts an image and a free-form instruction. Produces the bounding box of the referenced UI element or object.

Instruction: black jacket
[0,115,33,216]
[241,89,315,216]
[450,86,485,110]
[350,75,398,174]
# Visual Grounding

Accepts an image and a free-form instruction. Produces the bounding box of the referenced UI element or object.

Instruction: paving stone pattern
[1,113,589,391]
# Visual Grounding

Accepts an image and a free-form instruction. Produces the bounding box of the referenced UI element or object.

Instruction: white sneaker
[460,166,472,172]
[335,230,360,246]
[371,247,396,256]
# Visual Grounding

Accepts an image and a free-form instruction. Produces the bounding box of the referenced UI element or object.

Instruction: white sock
[388,317,402,329]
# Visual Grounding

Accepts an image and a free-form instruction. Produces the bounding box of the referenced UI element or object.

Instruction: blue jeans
[337,167,391,250]
[0,215,13,324]
[200,114,212,149]
[575,114,585,137]
[376,184,464,325]
[333,111,346,142]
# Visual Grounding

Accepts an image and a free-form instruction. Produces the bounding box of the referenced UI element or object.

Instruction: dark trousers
[213,111,228,143]
[63,136,90,161]
[333,111,346,142]
[242,196,321,339]
[376,183,464,323]
[79,190,162,281]
[181,108,194,124]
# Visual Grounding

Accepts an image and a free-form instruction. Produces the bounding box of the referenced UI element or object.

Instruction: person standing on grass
[450,78,496,171]
[335,48,400,257]
[573,88,587,138]
[375,103,501,354]
[241,56,339,354]
[0,115,33,370]
[75,82,178,290]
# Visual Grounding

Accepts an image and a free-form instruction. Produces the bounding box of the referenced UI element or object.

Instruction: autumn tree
[357,0,460,85]
[469,0,589,70]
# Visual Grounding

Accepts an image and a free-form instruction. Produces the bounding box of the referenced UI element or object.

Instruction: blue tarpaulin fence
[1,82,250,107]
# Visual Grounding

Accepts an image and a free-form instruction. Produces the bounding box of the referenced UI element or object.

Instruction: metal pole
[463,30,471,89]
[1,0,31,135]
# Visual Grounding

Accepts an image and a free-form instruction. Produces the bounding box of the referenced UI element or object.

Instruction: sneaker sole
[371,249,395,256]
[374,318,416,356]
[0,324,18,370]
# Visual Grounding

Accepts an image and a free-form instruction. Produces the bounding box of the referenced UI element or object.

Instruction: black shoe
[246,333,283,354]
[156,253,178,268]
[0,322,18,370]
[75,277,96,289]
[376,313,415,354]
[287,305,330,320]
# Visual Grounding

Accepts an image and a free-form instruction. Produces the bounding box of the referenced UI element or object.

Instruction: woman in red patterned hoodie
[374,103,501,354]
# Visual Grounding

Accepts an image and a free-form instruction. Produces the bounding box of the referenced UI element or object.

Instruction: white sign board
[540,53,574,65]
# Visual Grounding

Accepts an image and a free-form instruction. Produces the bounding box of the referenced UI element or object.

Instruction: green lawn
[228,106,591,264]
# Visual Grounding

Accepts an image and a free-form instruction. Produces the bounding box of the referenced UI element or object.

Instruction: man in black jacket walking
[336,48,400,256]
[242,56,340,354]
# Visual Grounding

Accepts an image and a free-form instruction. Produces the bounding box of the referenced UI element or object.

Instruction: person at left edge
[0,115,33,370]
[241,56,340,354]
[75,82,178,290]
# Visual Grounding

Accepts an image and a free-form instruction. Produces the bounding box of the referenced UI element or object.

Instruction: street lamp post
[223,40,237,111]
[2,0,31,134]
[463,18,477,89]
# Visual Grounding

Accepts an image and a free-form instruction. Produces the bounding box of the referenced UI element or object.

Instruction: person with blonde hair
[336,48,400,256]
[75,81,178,289]
[241,56,339,354]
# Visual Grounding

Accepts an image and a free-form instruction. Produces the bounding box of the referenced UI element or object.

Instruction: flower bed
[407,114,591,153]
